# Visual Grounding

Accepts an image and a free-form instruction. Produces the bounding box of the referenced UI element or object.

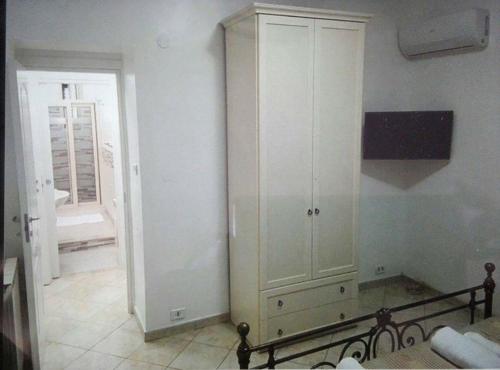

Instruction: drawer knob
[277,329,283,336]
[277,300,284,308]
[340,313,345,320]
[340,286,345,294]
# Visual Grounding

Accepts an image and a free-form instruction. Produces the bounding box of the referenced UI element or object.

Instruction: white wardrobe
[224,4,370,345]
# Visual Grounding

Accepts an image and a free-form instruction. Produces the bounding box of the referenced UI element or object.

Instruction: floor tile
[129,337,190,366]
[276,335,331,367]
[358,287,385,310]
[170,342,229,370]
[40,342,86,370]
[169,328,202,341]
[43,315,82,342]
[52,297,107,321]
[115,359,167,370]
[56,281,95,301]
[43,277,75,297]
[60,245,119,275]
[86,285,124,304]
[65,350,123,370]
[193,323,239,349]
[325,340,366,366]
[120,318,143,334]
[92,328,144,357]
[58,321,116,349]
[275,360,309,368]
[217,349,270,369]
[87,303,133,328]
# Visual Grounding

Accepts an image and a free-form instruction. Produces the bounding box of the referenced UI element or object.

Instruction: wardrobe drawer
[264,299,357,342]
[265,278,356,318]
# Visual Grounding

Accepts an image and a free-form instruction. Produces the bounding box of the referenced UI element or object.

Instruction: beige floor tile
[87,303,133,328]
[40,342,86,370]
[53,297,107,321]
[275,360,309,368]
[90,268,127,285]
[43,315,82,342]
[193,323,239,349]
[169,328,202,341]
[129,337,190,366]
[116,359,167,370]
[56,281,95,301]
[43,277,75,297]
[92,328,144,357]
[58,321,116,349]
[170,342,229,370]
[44,295,69,317]
[358,287,385,310]
[65,350,123,370]
[120,318,143,335]
[111,293,129,307]
[86,285,125,305]
[383,282,423,308]
[217,349,270,369]
[325,341,366,367]
[276,335,331,367]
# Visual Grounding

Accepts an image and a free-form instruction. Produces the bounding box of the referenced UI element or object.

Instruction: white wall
[7,0,499,332]
[395,0,500,313]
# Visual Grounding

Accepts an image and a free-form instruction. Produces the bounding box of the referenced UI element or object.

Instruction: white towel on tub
[431,327,500,368]
[465,332,500,357]
[336,357,364,369]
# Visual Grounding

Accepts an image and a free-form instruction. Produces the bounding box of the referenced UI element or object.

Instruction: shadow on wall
[361,160,449,189]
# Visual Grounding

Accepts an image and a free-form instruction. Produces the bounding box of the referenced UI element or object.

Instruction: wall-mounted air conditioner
[398,9,489,59]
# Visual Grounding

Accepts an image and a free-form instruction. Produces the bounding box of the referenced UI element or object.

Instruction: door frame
[9,50,137,357]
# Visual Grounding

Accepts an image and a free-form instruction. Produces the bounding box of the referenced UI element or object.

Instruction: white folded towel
[336,357,364,369]
[431,327,500,368]
[465,332,500,357]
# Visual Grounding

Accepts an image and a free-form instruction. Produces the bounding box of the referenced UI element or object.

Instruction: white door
[8,62,44,369]
[312,19,364,278]
[259,15,314,289]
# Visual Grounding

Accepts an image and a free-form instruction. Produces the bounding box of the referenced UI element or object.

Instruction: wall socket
[375,265,385,275]
[170,308,186,321]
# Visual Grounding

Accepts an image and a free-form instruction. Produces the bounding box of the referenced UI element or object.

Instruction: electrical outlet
[375,265,385,275]
[170,308,186,321]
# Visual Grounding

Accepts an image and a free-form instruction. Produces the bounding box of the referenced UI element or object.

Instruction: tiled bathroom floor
[42,272,472,370]
[57,204,115,245]
[59,244,119,275]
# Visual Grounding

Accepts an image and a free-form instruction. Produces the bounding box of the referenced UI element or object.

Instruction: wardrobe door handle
[314,208,320,215]
[307,209,313,216]
[340,286,345,294]
[277,300,284,308]
[277,329,283,337]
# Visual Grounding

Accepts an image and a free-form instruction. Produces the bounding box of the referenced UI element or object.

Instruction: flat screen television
[363,111,453,160]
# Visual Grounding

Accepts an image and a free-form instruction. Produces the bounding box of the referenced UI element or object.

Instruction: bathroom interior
[18,70,127,281]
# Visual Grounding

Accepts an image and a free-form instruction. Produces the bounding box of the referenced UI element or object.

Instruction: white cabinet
[224,4,370,345]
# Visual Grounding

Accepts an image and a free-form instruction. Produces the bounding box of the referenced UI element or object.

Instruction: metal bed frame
[236,263,496,369]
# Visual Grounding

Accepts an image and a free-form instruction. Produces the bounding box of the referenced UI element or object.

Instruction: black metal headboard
[236,263,496,369]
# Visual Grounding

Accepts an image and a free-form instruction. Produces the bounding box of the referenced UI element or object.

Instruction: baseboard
[144,312,230,342]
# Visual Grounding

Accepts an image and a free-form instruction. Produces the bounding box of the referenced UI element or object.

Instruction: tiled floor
[59,244,119,274]
[57,204,115,244]
[42,273,472,369]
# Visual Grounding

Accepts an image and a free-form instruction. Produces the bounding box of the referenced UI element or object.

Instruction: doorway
[15,70,135,366]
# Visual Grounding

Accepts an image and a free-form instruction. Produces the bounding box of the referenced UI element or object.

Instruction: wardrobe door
[259,15,314,290]
[312,19,364,279]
